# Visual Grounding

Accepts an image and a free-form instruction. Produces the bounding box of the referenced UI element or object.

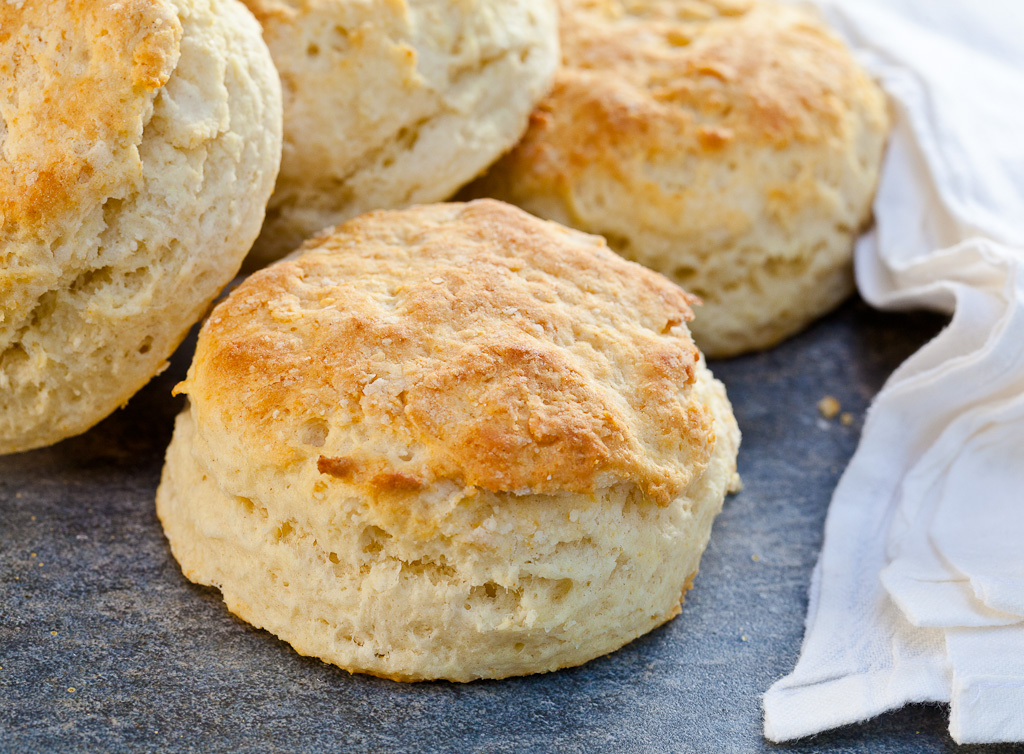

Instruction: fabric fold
[764,0,1024,743]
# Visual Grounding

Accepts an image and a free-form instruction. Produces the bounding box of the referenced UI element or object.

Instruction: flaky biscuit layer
[158,200,741,680]
[465,0,889,357]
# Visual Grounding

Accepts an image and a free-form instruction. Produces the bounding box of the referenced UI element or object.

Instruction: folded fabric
[763,0,1024,744]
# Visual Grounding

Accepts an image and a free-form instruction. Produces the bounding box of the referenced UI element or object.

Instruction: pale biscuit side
[241,0,559,266]
[157,359,739,681]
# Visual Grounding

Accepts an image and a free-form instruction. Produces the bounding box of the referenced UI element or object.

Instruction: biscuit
[240,0,559,268]
[156,200,741,681]
[0,0,282,455]
[464,0,889,358]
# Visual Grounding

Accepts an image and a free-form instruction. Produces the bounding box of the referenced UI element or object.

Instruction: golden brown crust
[511,0,870,195]
[464,0,889,357]
[0,0,182,233]
[555,0,856,155]
[235,0,288,25]
[0,0,282,455]
[183,200,714,506]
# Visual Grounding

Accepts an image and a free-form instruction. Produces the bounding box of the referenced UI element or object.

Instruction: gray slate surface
[2,298,1023,754]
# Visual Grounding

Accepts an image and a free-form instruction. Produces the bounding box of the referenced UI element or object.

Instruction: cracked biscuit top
[181,200,716,506]
[0,0,182,236]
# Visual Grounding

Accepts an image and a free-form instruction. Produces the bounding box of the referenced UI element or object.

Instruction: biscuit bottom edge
[155,393,736,682]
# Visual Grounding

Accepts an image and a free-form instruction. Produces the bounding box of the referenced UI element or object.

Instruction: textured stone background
[2,298,1022,753]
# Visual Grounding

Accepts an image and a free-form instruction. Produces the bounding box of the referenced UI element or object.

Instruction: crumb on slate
[817,395,841,419]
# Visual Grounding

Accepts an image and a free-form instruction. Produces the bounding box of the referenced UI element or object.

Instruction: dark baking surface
[2,297,1022,754]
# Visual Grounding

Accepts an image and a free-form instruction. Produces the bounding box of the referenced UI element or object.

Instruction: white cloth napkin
[763,0,1024,745]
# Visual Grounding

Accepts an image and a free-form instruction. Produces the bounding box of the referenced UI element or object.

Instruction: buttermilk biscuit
[240,0,559,268]
[464,0,889,358]
[157,200,741,681]
[0,0,282,455]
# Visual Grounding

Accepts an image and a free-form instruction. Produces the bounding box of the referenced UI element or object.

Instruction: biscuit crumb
[247,0,559,268]
[159,200,742,682]
[464,0,889,359]
[0,0,281,455]
[67,687,76,693]
[817,395,841,419]
[840,412,854,426]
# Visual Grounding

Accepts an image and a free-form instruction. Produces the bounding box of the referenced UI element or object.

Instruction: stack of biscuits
[1,0,888,681]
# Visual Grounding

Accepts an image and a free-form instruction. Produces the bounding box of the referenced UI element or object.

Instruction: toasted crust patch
[0,0,181,231]
[465,0,889,357]
[183,200,712,506]
[555,0,850,151]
